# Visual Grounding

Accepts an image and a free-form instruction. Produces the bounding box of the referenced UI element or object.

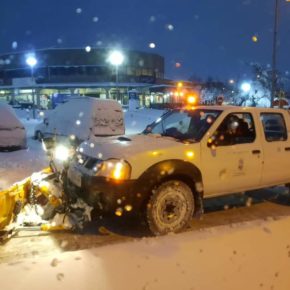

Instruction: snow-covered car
[0,103,27,150]
[34,97,124,142]
[67,106,290,235]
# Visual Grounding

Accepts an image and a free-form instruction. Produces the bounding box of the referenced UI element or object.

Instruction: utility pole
[271,0,279,107]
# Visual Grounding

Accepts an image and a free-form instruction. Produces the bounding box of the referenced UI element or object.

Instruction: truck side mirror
[207,136,217,148]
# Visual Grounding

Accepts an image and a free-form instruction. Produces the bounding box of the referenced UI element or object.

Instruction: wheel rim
[154,184,190,231]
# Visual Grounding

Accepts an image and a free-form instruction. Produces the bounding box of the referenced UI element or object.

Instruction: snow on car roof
[0,103,25,129]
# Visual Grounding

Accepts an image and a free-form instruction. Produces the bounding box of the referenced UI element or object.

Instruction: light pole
[108,50,124,102]
[271,0,280,107]
[25,55,37,118]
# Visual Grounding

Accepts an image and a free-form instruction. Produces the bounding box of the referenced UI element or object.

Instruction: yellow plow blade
[0,178,30,230]
[0,168,52,231]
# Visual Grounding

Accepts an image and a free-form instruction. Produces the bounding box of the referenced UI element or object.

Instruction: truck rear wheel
[146,180,194,235]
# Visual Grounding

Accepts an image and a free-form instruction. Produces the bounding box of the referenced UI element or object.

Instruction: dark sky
[1,0,290,81]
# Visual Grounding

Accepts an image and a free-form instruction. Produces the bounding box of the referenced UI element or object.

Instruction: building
[0,48,166,108]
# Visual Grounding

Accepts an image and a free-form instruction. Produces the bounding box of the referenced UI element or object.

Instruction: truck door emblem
[238,159,244,171]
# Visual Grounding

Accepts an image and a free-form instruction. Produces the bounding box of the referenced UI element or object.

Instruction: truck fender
[133,159,204,215]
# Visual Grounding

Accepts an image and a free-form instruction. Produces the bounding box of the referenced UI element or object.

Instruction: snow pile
[1,216,290,290]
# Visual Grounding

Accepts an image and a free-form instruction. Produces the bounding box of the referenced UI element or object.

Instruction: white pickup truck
[67,106,290,235]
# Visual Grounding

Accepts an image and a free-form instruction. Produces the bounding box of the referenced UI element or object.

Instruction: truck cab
[67,106,290,235]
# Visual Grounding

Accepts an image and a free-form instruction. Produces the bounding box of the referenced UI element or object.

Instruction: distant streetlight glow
[241,82,251,93]
[252,35,258,43]
[108,50,124,66]
[26,55,37,68]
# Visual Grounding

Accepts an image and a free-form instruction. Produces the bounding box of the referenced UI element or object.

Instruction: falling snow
[166,24,174,31]
[11,41,18,49]
[85,46,91,52]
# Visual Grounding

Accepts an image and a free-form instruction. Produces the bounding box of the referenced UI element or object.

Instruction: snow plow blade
[0,168,52,231]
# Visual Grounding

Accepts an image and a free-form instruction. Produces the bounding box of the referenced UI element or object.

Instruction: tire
[146,180,195,235]
[35,131,43,141]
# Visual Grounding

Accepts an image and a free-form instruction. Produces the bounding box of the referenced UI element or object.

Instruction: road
[1,186,290,264]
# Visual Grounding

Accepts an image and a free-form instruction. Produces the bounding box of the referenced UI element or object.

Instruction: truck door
[201,112,263,196]
[260,112,290,185]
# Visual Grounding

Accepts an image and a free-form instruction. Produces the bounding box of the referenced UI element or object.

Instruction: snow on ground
[0,108,164,189]
[1,215,290,290]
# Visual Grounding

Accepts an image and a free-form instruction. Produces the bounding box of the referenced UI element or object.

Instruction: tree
[199,78,232,104]
[231,63,289,107]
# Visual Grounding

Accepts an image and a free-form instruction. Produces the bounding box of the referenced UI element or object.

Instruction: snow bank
[1,216,290,290]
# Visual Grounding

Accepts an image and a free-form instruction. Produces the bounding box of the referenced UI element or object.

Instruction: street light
[108,50,124,82]
[25,54,37,119]
[241,82,251,93]
[108,50,124,102]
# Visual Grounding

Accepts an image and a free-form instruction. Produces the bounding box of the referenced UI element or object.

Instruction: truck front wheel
[146,180,195,235]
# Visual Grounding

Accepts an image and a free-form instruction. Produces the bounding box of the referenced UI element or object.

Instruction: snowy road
[1,186,290,263]
[1,188,290,290]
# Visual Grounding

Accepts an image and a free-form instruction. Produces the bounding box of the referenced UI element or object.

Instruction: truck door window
[212,113,256,146]
[260,113,287,142]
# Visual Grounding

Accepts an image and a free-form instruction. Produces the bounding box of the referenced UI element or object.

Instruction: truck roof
[192,105,289,114]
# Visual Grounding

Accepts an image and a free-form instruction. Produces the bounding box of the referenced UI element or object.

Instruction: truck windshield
[144,109,221,142]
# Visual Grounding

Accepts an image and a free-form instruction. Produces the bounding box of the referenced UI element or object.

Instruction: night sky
[1,0,290,81]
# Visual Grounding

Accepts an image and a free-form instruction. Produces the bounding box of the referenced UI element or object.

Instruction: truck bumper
[67,174,143,215]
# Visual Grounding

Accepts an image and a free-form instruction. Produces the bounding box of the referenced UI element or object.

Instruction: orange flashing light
[177,82,183,88]
[187,96,196,104]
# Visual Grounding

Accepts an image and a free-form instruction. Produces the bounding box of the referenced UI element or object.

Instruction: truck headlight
[96,159,131,180]
[54,145,70,161]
